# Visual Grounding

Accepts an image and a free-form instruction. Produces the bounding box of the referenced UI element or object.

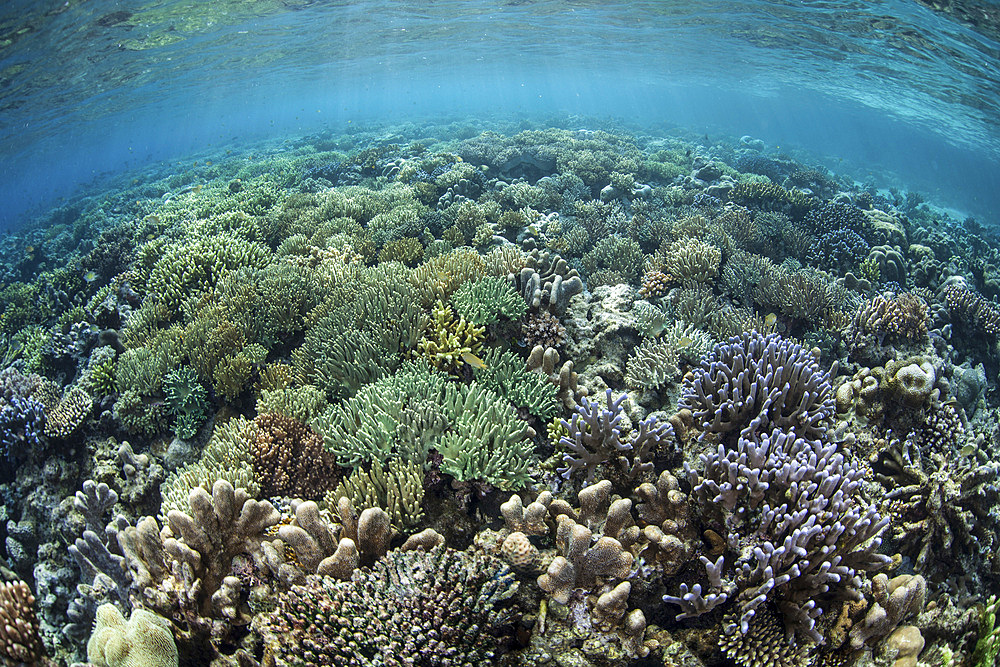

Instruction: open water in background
[0,0,998,229]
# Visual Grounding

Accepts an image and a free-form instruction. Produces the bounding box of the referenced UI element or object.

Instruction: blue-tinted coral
[0,395,45,465]
[803,200,871,241]
[679,331,835,443]
[669,427,891,644]
[806,228,870,274]
[560,388,675,482]
[670,332,889,645]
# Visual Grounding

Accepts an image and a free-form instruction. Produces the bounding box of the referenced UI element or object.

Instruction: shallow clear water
[4,3,1000,666]
[0,0,999,227]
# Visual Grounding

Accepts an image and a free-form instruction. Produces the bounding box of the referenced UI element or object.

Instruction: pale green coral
[87,604,178,667]
[294,263,428,400]
[328,459,425,530]
[451,276,527,326]
[313,361,534,489]
[257,384,329,423]
[145,232,272,318]
[474,348,560,420]
[159,416,259,518]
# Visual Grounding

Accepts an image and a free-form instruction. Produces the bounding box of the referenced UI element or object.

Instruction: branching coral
[943,283,1000,337]
[451,275,527,326]
[679,331,836,442]
[0,579,45,665]
[416,299,485,372]
[295,264,428,399]
[474,347,560,420]
[313,361,535,489]
[846,292,928,354]
[250,412,342,500]
[328,459,425,530]
[647,238,722,284]
[672,427,891,643]
[559,388,675,482]
[117,480,279,647]
[256,545,518,667]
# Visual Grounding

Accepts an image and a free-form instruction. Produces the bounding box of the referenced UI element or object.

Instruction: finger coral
[0,579,44,665]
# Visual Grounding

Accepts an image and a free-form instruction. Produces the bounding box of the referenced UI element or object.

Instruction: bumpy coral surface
[256,546,518,666]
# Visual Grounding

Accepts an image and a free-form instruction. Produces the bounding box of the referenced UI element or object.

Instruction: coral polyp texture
[255,545,518,667]
[1,118,999,667]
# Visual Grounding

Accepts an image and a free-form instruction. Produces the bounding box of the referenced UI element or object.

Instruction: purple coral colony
[2,121,1000,667]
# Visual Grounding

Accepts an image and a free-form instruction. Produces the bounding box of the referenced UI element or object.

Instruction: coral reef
[1,120,998,667]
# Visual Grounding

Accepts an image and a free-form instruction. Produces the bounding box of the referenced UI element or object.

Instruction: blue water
[0,0,998,229]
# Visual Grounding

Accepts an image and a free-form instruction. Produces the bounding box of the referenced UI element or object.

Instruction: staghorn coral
[416,299,486,372]
[250,412,342,500]
[256,383,329,423]
[646,238,722,285]
[43,383,92,439]
[671,426,891,644]
[313,361,535,489]
[559,388,675,482]
[846,291,928,358]
[474,347,560,420]
[581,235,644,286]
[881,453,1000,592]
[943,283,1000,337]
[450,275,527,326]
[328,459,425,530]
[409,246,487,307]
[807,228,870,275]
[755,267,839,323]
[256,545,518,667]
[679,331,836,442]
[624,337,680,391]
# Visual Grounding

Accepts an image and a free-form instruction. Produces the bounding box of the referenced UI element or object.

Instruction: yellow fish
[764,312,777,328]
[676,336,692,348]
[461,351,488,370]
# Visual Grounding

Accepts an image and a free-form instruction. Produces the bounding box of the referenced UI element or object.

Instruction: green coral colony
[2,120,1000,667]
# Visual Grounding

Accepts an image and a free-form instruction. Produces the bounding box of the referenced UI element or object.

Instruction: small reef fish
[461,351,488,369]
[83,270,98,283]
[676,336,692,348]
[765,312,777,328]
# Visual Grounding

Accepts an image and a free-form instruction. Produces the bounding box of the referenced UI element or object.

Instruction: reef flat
[1,119,999,666]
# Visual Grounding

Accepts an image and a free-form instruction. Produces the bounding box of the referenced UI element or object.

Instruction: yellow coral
[417,300,485,372]
[87,604,177,667]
